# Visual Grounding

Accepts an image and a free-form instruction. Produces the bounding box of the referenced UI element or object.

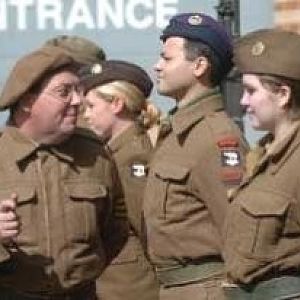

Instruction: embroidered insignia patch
[217,136,243,185]
[131,163,147,177]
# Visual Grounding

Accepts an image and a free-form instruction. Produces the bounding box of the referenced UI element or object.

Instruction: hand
[0,194,20,245]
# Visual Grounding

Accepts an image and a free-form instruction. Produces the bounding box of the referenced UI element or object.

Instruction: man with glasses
[0,45,127,299]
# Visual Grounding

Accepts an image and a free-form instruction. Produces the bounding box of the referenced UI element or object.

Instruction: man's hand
[0,194,19,245]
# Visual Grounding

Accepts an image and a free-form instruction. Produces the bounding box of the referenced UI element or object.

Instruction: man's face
[153,36,196,101]
[84,89,117,140]
[29,69,82,142]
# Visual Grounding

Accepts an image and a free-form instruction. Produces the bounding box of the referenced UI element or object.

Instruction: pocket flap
[154,163,189,181]
[65,182,107,200]
[0,185,36,204]
[240,190,290,217]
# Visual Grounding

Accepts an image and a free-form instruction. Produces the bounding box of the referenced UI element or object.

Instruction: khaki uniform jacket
[98,124,159,300]
[144,90,247,268]
[0,126,127,294]
[224,122,300,285]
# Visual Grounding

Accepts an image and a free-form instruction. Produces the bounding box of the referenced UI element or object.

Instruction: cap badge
[251,41,265,56]
[91,63,102,74]
[188,15,202,26]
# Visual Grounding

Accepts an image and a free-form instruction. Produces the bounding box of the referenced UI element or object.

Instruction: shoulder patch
[217,136,243,186]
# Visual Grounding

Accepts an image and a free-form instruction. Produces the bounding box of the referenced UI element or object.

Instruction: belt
[156,261,224,287]
[0,282,96,300]
[223,276,300,300]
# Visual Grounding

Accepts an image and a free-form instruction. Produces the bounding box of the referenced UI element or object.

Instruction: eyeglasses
[42,83,84,104]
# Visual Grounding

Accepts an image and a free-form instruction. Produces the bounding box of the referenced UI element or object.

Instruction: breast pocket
[153,163,190,219]
[0,184,37,247]
[230,190,293,259]
[64,181,108,242]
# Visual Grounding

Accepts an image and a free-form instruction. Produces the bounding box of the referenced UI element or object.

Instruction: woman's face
[84,89,117,139]
[240,74,285,132]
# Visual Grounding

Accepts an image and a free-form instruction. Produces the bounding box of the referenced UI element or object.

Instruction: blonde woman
[80,60,160,300]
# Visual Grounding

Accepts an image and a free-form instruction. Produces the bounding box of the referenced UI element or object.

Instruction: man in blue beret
[143,13,248,300]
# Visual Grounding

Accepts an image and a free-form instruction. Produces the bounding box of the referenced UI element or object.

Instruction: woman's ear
[193,56,209,78]
[110,95,125,114]
[277,84,291,109]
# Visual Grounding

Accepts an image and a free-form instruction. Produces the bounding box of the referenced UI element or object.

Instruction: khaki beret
[234,29,300,80]
[44,35,106,64]
[0,46,74,111]
[80,60,153,98]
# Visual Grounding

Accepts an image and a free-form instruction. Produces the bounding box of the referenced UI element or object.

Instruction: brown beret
[234,29,300,80]
[0,45,74,111]
[44,35,106,64]
[80,60,153,98]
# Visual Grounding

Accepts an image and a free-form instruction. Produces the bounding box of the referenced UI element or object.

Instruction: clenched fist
[0,193,20,245]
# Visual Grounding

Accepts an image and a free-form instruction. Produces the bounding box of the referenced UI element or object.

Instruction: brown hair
[258,74,300,120]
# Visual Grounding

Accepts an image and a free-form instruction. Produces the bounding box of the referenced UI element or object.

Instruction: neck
[176,82,212,103]
[272,116,294,142]
[110,119,135,142]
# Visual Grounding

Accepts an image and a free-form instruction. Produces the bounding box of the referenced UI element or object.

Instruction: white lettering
[156,0,178,28]
[0,0,7,30]
[0,0,179,31]
[66,0,94,30]
[97,0,124,29]
[37,0,63,30]
[126,0,153,29]
[10,0,33,30]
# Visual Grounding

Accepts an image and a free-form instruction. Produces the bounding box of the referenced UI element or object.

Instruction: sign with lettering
[0,0,178,30]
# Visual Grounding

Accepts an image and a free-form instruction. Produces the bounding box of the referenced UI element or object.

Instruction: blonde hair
[94,80,161,128]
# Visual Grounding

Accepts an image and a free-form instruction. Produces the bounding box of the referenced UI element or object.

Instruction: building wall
[275,0,300,33]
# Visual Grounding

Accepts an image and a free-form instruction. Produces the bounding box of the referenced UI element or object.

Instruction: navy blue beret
[161,13,233,76]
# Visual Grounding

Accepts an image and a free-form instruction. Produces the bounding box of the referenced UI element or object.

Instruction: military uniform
[144,89,247,300]
[0,127,126,299]
[224,123,300,299]
[97,124,159,300]
[223,28,300,300]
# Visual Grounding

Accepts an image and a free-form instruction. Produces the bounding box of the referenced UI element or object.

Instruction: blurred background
[0,0,298,144]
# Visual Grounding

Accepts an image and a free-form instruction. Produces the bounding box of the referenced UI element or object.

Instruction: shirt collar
[246,121,300,179]
[171,88,224,137]
[1,126,74,164]
[108,123,142,154]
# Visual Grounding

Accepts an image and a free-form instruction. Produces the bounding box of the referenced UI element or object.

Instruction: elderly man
[0,45,126,299]
[143,13,248,300]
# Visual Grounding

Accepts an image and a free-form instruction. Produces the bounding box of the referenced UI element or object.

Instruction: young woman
[80,60,160,300]
[223,29,300,299]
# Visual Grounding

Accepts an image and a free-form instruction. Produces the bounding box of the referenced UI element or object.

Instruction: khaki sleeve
[190,125,248,234]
